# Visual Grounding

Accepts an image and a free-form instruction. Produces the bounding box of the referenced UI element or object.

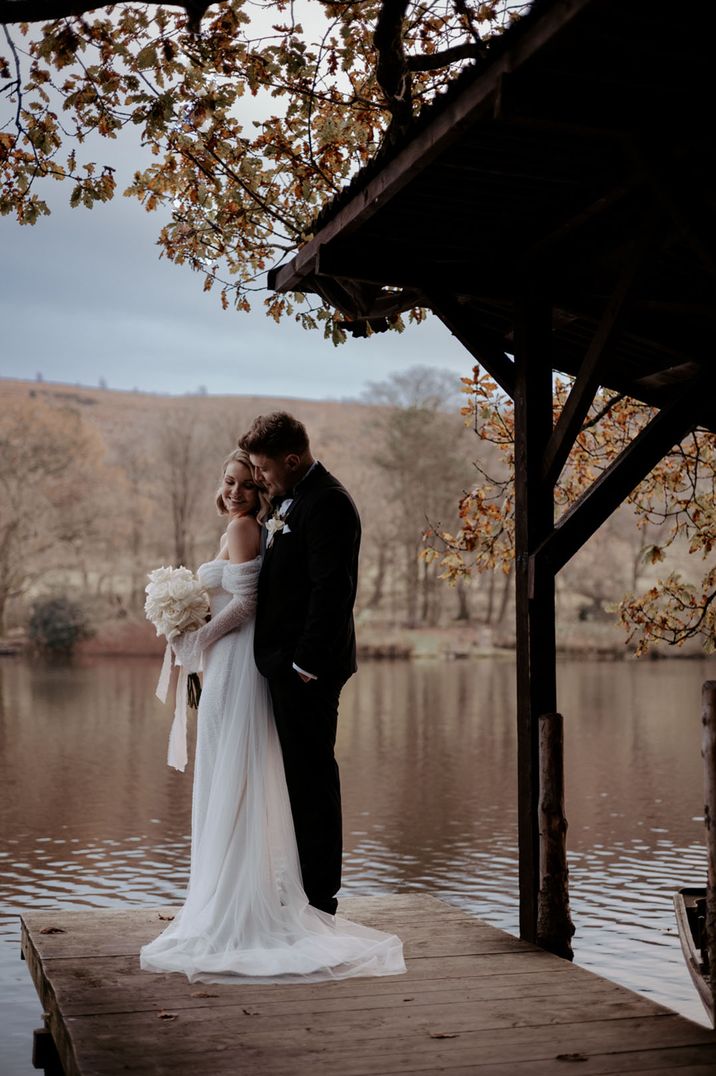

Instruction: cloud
[1,147,469,399]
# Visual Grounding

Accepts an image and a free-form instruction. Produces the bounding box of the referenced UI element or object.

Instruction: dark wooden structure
[269,0,716,953]
[21,896,716,1075]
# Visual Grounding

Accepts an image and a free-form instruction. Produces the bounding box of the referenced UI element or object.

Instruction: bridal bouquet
[144,565,209,771]
[144,565,210,641]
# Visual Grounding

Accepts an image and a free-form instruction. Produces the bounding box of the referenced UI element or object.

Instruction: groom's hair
[239,411,310,458]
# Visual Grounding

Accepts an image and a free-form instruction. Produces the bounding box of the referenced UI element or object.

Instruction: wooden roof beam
[541,232,653,489]
[531,372,711,581]
[311,244,515,297]
[631,144,716,285]
[427,291,515,397]
[269,0,597,295]
[520,179,639,267]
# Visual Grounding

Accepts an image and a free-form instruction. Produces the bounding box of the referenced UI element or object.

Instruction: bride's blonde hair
[216,448,271,522]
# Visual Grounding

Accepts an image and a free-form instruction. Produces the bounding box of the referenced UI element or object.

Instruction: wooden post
[32,1013,63,1075]
[537,712,575,959]
[513,287,556,944]
[702,680,716,1016]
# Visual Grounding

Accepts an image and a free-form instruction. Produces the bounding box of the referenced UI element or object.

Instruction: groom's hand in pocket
[292,662,317,683]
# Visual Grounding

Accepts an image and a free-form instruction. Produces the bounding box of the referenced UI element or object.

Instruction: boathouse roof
[269,0,716,427]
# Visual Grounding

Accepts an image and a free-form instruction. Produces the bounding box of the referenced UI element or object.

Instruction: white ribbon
[167,667,189,773]
[154,641,189,773]
[155,642,173,703]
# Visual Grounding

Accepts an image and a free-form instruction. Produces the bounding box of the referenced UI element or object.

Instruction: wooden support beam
[532,374,707,579]
[428,292,516,397]
[631,144,716,285]
[513,287,556,945]
[542,238,648,488]
[537,712,575,960]
[521,180,639,268]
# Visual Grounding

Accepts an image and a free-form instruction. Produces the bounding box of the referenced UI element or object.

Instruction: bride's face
[221,461,259,517]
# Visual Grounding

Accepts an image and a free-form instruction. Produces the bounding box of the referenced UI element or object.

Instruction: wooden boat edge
[673,888,714,1026]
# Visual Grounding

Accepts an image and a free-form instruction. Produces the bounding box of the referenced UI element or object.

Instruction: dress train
[140,558,405,983]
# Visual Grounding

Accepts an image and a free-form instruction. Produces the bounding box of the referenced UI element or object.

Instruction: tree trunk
[366,543,388,610]
[420,557,430,623]
[496,562,514,626]
[484,570,496,624]
[455,576,471,621]
[404,542,419,627]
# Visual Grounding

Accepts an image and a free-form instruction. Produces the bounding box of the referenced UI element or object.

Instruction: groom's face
[249,452,297,498]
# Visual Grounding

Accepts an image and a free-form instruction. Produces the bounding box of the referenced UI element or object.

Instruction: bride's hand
[171,628,202,671]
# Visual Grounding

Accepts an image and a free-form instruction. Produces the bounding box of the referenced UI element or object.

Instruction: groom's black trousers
[268,672,343,916]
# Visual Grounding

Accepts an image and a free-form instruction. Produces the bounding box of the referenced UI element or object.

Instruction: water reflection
[1,654,715,1073]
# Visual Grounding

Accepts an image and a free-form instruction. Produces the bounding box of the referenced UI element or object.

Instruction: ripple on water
[2,653,716,1076]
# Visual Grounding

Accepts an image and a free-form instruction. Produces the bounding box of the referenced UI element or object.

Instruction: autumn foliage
[425,367,716,654]
[2,2,714,653]
[1,1,523,339]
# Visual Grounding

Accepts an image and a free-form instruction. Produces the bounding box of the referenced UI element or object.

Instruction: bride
[140,447,405,984]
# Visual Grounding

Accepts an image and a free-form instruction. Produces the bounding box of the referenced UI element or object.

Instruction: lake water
[1,653,715,1072]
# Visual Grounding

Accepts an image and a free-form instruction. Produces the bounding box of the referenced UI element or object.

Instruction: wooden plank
[53,1012,716,1076]
[20,898,716,1076]
[395,1057,716,1076]
[39,961,631,1019]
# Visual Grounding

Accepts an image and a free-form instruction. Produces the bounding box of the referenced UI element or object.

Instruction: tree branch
[406,41,484,72]
[0,0,215,32]
[373,0,412,146]
[580,392,625,432]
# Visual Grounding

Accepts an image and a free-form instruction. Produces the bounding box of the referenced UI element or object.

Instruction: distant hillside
[1,378,703,658]
[1,378,377,482]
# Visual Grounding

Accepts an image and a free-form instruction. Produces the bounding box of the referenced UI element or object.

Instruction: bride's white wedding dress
[140,557,405,984]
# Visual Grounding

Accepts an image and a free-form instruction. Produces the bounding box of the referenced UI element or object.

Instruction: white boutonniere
[266,504,292,547]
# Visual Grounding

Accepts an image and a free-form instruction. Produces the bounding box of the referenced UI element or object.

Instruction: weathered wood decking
[20,895,716,1075]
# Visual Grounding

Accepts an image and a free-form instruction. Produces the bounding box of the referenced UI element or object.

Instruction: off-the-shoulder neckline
[198,555,261,569]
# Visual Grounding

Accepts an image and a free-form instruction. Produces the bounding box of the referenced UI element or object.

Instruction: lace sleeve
[171,561,258,673]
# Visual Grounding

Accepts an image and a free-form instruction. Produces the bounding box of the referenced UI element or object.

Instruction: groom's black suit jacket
[254,462,361,683]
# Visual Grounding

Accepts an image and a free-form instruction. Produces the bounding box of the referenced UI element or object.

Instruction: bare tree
[0,396,112,631]
[362,365,473,627]
[153,406,214,567]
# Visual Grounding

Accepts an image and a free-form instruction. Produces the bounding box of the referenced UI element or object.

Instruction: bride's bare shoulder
[226,515,261,562]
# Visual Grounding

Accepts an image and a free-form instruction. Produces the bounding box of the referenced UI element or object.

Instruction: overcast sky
[1,130,469,401]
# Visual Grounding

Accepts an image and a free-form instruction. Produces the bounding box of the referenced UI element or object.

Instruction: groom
[239,412,361,916]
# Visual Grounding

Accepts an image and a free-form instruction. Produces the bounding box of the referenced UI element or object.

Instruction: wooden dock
[20,894,716,1075]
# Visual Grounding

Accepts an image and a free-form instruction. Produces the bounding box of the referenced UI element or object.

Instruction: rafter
[541,233,651,488]
[427,291,515,397]
[531,373,710,582]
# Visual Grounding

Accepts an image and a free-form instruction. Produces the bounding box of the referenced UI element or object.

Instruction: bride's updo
[216,448,271,522]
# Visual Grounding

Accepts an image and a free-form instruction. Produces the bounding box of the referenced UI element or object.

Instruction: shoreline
[0,618,710,663]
